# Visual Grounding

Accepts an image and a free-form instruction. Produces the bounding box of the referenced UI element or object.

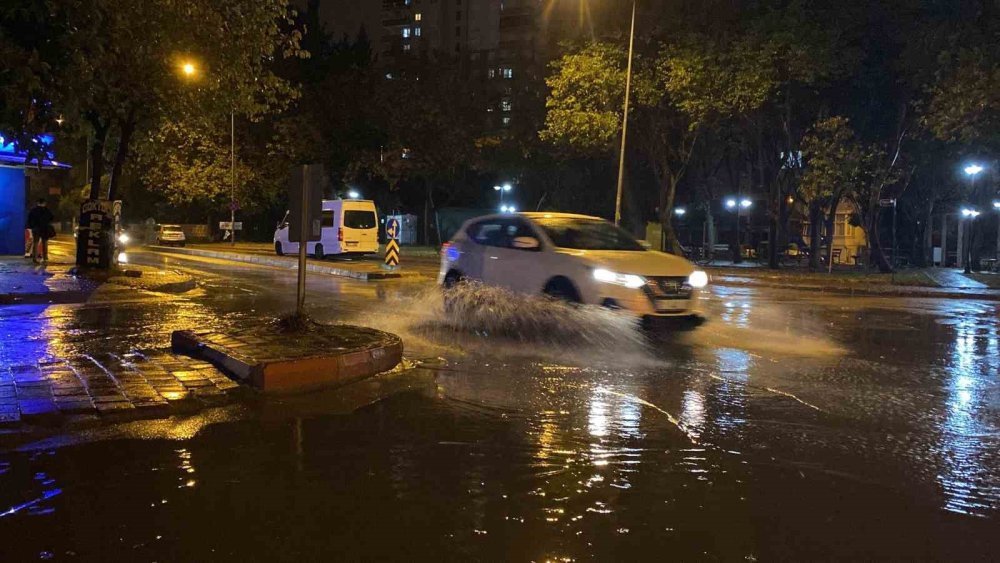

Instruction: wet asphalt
[0,247,998,561]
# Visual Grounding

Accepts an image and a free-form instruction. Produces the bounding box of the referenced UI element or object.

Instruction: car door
[462,219,506,281]
[481,218,547,293]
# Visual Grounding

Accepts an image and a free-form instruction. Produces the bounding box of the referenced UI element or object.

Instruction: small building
[801,201,867,264]
[0,135,70,255]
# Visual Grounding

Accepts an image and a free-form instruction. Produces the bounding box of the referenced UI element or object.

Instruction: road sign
[385,217,401,268]
[288,165,323,243]
[879,198,896,207]
[385,239,400,267]
[218,222,243,231]
[386,217,400,240]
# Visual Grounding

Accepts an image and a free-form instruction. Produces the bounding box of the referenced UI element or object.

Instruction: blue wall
[0,167,26,255]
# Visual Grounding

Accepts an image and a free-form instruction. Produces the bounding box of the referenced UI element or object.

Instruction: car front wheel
[543,278,581,303]
[275,241,284,256]
[314,244,324,260]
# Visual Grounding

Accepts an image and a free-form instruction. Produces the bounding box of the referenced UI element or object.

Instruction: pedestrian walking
[24,224,34,258]
[27,198,55,264]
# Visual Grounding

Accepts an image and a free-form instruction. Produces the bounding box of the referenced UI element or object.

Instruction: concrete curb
[713,276,1000,301]
[148,245,403,281]
[171,327,404,394]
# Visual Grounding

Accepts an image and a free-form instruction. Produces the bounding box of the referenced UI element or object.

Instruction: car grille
[644,276,691,299]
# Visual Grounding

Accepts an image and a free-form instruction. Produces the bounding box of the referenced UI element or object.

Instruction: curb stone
[148,245,403,280]
[171,326,403,394]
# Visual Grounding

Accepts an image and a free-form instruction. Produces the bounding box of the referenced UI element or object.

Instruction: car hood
[559,249,697,277]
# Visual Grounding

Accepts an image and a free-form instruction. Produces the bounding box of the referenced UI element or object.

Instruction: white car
[274,199,378,258]
[156,224,186,246]
[438,212,708,322]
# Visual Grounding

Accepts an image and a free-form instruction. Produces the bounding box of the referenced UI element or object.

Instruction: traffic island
[73,264,197,294]
[170,318,403,393]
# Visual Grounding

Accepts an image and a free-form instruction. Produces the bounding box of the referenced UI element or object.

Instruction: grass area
[965,272,1000,289]
[706,266,940,288]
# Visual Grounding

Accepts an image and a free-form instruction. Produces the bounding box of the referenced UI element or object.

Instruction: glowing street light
[725,198,737,209]
[964,164,984,177]
[347,190,361,199]
[740,198,753,209]
[674,207,686,216]
[961,207,981,218]
[181,62,197,77]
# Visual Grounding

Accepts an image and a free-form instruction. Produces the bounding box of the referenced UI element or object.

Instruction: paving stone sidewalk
[1,351,241,425]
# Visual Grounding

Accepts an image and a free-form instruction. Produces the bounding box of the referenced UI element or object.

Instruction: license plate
[655,299,687,312]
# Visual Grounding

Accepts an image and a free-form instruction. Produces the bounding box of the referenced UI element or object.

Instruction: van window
[344,210,376,229]
[322,211,335,228]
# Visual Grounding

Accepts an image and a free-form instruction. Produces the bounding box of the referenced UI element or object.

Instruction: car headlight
[593,268,646,289]
[688,270,709,288]
[117,233,130,244]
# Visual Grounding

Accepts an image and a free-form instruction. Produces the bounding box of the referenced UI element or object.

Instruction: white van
[273,199,379,258]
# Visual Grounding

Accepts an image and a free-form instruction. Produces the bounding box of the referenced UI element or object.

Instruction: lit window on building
[501,98,512,111]
[415,12,422,21]
[501,67,513,79]
[488,68,496,78]
[403,43,411,51]
[415,26,421,36]
[402,27,411,38]
[502,116,511,126]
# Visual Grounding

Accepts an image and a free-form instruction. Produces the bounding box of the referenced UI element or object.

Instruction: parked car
[273,199,379,258]
[439,212,709,323]
[155,224,186,246]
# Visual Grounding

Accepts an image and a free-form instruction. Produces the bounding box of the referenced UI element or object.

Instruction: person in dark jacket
[27,199,54,263]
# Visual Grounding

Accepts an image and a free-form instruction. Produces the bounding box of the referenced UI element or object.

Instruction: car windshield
[534,217,646,251]
[162,226,182,232]
[344,210,376,229]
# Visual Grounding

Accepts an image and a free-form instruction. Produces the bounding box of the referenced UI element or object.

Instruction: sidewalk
[705,263,1000,300]
[147,242,439,281]
[1,243,196,305]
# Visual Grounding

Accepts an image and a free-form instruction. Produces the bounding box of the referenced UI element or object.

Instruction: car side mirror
[511,236,540,251]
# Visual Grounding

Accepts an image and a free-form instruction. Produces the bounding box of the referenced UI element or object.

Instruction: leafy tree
[44,0,303,202]
[541,38,773,252]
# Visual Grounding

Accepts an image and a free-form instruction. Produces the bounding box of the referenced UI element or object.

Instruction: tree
[800,117,864,270]
[45,0,303,203]
[541,38,773,252]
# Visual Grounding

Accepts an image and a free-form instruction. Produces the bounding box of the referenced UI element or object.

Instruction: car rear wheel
[544,278,581,303]
[275,241,284,256]
[314,244,324,260]
[443,270,464,289]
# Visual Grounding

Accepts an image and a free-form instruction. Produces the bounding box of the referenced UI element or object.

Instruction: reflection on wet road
[1,250,998,559]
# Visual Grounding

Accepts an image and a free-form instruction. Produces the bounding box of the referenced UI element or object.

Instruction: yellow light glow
[181,62,197,76]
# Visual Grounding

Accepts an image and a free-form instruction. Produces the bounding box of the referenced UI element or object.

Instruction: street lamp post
[961,207,981,274]
[725,197,752,263]
[613,0,636,227]
[994,200,1000,261]
[963,164,984,273]
[179,60,237,246]
[494,183,512,212]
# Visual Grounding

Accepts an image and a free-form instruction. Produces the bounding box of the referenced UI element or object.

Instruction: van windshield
[162,226,182,233]
[344,210,376,229]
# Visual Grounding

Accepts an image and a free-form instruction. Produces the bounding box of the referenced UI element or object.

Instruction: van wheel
[544,278,581,303]
[275,242,284,256]
[314,244,324,260]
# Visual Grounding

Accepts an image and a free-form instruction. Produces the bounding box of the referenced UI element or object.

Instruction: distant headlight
[117,252,128,264]
[688,270,708,288]
[593,268,646,289]
[117,233,130,244]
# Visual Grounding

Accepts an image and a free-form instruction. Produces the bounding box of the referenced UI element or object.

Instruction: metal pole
[297,166,309,315]
[613,0,636,226]
[891,199,897,283]
[230,111,236,247]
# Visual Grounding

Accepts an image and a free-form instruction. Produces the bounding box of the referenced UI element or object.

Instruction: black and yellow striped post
[385,217,400,268]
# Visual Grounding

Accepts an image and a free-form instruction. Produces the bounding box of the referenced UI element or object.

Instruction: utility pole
[613,0,636,227]
[230,111,236,247]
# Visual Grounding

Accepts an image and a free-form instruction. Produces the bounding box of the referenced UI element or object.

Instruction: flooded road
[1,250,998,560]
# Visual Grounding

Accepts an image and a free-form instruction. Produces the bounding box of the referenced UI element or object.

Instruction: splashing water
[348,282,654,364]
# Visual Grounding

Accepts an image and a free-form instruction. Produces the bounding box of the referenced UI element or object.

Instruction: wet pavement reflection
[1,250,998,559]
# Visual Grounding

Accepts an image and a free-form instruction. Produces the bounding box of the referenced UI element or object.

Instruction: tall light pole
[494,183,512,211]
[179,60,236,246]
[994,200,1000,261]
[613,0,636,227]
[963,164,984,273]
